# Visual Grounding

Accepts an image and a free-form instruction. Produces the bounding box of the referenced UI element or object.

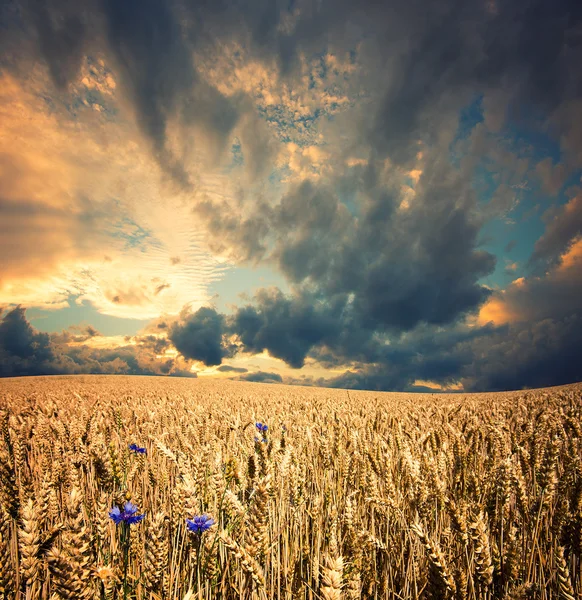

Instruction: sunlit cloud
[412,379,463,392]
[479,234,582,326]
[557,236,582,272]
[477,292,520,326]
[0,67,236,320]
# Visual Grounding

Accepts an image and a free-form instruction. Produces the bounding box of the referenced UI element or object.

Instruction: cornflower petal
[186,514,215,533]
[124,502,138,515]
[129,443,147,454]
[109,506,122,524]
[109,502,145,526]
[126,513,146,525]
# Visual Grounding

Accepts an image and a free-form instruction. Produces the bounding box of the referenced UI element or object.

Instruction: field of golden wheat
[0,375,581,600]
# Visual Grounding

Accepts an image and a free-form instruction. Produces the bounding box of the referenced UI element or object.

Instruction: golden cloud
[0,65,236,319]
[478,235,582,326]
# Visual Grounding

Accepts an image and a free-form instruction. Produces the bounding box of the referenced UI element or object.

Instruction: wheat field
[0,375,580,600]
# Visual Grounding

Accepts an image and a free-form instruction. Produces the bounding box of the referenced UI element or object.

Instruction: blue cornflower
[109,502,145,525]
[254,436,267,443]
[129,443,147,455]
[186,514,215,534]
[255,422,268,433]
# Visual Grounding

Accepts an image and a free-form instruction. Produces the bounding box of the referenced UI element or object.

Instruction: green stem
[195,534,202,593]
[122,523,130,600]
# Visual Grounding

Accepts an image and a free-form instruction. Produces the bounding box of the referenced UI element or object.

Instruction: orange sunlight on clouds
[477,292,521,326]
[0,69,233,319]
[558,236,582,272]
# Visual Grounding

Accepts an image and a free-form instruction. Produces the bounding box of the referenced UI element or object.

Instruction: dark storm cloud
[217,365,248,373]
[310,320,497,391]
[2,0,242,184]
[230,288,343,368]
[225,264,581,391]
[239,371,283,383]
[19,0,89,90]
[169,306,227,366]
[205,157,496,339]
[366,2,477,165]
[0,306,56,376]
[531,195,582,265]
[319,314,582,393]
[262,157,496,332]
[101,0,193,149]
[226,281,489,376]
[0,307,192,377]
[4,0,581,177]
[331,228,582,392]
[462,316,582,391]
[361,0,582,167]
[352,161,495,330]
[176,157,501,372]
[101,0,240,184]
[273,180,353,284]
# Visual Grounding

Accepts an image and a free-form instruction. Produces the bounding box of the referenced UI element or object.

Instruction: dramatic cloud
[532,195,582,265]
[1,0,581,390]
[325,239,582,391]
[239,371,283,383]
[463,315,582,392]
[230,288,342,368]
[4,0,580,174]
[169,307,227,366]
[217,365,248,373]
[0,307,56,376]
[0,69,229,316]
[481,236,582,326]
[0,307,194,377]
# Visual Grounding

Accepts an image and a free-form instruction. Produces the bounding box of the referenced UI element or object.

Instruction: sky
[0,0,581,392]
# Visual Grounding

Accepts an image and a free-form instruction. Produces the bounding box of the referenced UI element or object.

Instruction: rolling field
[0,375,581,600]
